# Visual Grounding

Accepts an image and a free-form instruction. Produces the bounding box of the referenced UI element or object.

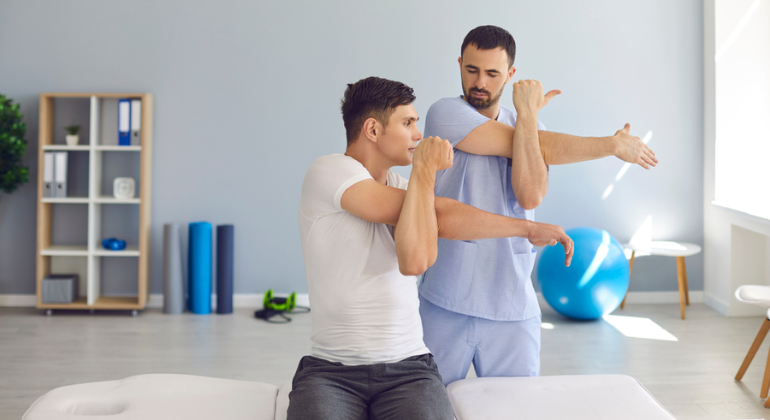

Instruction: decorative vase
[113,177,136,199]
[65,135,79,146]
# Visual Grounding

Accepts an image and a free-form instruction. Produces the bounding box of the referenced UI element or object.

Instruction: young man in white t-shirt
[290,76,573,420]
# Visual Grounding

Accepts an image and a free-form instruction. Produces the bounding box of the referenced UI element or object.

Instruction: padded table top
[447,375,676,420]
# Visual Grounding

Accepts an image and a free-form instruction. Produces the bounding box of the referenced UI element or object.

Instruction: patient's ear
[363,117,379,143]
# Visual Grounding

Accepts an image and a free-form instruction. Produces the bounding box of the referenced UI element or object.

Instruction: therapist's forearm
[435,197,530,241]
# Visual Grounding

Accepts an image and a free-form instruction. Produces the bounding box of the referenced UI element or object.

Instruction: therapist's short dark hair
[461,25,517,68]
[341,77,416,146]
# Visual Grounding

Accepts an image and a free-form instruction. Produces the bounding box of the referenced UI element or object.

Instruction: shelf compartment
[98,256,139,298]
[50,203,88,247]
[98,150,141,198]
[41,245,88,256]
[51,97,91,147]
[36,255,88,308]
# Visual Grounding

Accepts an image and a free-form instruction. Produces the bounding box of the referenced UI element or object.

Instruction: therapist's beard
[465,85,504,110]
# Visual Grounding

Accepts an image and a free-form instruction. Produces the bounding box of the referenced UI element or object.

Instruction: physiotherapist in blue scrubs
[419,25,659,385]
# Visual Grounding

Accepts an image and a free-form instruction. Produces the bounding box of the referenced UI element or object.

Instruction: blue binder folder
[118,98,131,146]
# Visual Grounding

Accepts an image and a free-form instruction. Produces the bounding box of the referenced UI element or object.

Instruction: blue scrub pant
[419,295,541,386]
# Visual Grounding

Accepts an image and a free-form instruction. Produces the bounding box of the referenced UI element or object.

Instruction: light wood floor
[2,303,769,419]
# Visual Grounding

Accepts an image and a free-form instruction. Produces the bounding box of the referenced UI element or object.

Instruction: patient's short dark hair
[341,77,416,146]
[461,25,516,68]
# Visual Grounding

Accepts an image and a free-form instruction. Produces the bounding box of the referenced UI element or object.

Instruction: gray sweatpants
[286,353,454,420]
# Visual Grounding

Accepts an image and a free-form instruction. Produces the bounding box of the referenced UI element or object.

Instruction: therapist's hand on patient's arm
[612,123,658,169]
[526,221,574,266]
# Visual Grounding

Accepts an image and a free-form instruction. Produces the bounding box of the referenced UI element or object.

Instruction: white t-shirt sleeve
[424,98,490,148]
[388,171,410,191]
[300,154,373,220]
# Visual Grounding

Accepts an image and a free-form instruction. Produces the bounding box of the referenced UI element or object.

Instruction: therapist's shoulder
[427,96,470,117]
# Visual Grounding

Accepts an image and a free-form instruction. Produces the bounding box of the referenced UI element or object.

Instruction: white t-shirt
[298,154,430,365]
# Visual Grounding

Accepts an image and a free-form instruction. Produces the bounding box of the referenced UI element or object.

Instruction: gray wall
[0,0,703,296]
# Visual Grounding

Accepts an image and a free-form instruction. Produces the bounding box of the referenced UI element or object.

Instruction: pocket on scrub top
[511,250,537,295]
[422,239,478,302]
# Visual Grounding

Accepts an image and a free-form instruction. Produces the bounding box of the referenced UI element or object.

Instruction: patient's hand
[526,221,573,266]
[414,136,454,172]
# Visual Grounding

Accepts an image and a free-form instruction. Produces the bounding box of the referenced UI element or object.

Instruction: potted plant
[64,125,80,146]
[0,94,30,201]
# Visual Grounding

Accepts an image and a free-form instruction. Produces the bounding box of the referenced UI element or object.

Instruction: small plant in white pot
[64,125,80,146]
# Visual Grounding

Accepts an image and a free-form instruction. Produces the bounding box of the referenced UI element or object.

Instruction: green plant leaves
[0,94,30,195]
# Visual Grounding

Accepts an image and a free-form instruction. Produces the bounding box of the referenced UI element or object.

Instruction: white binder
[43,152,55,198]
[130,99,141,145]
[54,152,68,198]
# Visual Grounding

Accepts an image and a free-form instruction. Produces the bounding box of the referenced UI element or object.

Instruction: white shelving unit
[36,93,153,312]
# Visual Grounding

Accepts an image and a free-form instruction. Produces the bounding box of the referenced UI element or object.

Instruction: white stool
[620,241,702,319]
[447,375,676,419]
[22,374,279,420]
[734,285,770,408]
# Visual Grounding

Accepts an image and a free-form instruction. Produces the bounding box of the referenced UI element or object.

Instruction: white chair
[734,285,770,408]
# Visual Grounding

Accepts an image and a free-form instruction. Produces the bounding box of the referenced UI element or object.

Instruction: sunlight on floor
[602,314,678,341]
[541,322,555,330]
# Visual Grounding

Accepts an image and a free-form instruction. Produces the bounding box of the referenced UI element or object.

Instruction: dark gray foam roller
[163,223,185,314]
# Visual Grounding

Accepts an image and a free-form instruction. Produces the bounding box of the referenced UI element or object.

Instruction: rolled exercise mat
[188,222,213,314]
[216,224,234,314]
[162,223,185,314]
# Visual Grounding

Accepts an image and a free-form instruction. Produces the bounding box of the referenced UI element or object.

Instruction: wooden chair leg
[681,257,690,306]
[676,257,686,319]
[762,342,770,399]
[736,318,770,381]
[620,251,635,309]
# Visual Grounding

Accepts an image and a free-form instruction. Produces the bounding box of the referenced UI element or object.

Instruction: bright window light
[541,322,555,330]
[602,314,678,341]
[577,231,610,288]
[715,0,770,221]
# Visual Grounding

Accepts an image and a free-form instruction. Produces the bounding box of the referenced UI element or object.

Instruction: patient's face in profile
[377,104,422,167]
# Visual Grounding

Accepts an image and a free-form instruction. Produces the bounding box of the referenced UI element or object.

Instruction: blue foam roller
[216,224,234,314]
[188,222,213,314]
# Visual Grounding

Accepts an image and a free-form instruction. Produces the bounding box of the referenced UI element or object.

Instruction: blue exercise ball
[537,227,629,320]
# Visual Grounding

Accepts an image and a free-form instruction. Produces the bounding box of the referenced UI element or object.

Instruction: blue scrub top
[419,97,546,321]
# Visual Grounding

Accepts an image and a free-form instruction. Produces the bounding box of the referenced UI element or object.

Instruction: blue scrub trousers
[419,295,541,386]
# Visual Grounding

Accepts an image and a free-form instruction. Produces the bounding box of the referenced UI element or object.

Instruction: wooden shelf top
[41,145,142,151]
[40,93,150,99]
